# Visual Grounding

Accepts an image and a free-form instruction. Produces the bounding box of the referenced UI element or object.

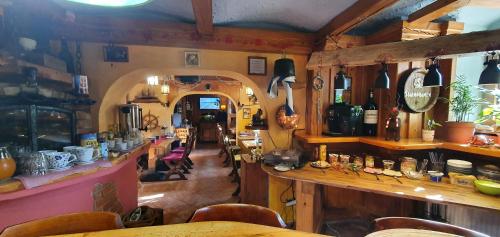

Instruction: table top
[262,163,500,212]
[366,229,459,237]
[49,221,327,237]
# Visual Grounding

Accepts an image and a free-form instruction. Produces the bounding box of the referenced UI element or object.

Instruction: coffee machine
[325,103,363,136]
[118,104,143,136]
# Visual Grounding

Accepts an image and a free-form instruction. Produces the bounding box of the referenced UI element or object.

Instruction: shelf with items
[0,58,73,85]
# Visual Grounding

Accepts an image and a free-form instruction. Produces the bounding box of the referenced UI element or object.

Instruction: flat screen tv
[199,97,220,110]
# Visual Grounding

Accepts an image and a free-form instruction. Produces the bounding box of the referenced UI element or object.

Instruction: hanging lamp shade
[268,58,296,116]
[274,58,295,78]
[334,68,348,90]
[375,63,390,89]
[423,59,443,87]
[478,53,500,85]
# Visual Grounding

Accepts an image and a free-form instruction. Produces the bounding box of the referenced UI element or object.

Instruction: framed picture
[248,56,267,75]
[103,45,129,62]
[243,108,251,119]
[185,51,200,67]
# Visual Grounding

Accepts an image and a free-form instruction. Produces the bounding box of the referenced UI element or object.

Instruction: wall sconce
[220,104,227,110]
[160,80,170,95]
[245,87,254,96]
[479,52,500,85]
[423,58,443,87]
[334,66,348,90]
[375,63,390,89]
[147,75,159,86]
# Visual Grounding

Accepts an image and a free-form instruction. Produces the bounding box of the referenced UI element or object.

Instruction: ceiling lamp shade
[63,0,150,7]
[423,58,443,87]
[146,75,159,86]
[375,63,390,89]
[334,67,348,90]
[478,53,500,85]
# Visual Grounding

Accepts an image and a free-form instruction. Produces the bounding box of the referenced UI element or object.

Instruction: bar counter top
[262,163,500,212]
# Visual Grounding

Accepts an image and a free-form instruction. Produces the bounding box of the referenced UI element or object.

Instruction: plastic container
[365,155,375,168]
[449,172,476,187]
[429,171,444,182]
[382,160,395,170]
[400,157,417,174]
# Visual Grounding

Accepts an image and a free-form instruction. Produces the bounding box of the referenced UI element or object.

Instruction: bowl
[18,37,37,51]
[474,180,500,196]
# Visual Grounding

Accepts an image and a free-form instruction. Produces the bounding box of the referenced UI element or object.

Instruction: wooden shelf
[0,58,73,85]
[263,163,500,212]
[359,137,443,150]
[294,133,361,144]
[441,143,500,158]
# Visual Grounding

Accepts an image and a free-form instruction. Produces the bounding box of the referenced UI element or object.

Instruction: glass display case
[0,105,75,151]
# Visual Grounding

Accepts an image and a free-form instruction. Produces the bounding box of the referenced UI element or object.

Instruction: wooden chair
[373,217,489,237]
[189,204,287,228]
[162,133,194,180]
[228,146,241,196]
[0,211,123,237]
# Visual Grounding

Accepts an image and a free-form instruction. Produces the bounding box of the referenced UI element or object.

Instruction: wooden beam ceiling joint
[191,0,214,35]
[407,0,471,24]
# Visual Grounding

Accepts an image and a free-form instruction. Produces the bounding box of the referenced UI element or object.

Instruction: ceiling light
[334,66,348,90]
[147,75,159,86]
[161,80,170,95]
[423,58,443,87]
[63,0,150,7]
[479,52,500,85]
[375,63,390,89]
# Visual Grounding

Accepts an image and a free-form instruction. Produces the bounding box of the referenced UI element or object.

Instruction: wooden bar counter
[49,221,326,237]
[262,163,500,232]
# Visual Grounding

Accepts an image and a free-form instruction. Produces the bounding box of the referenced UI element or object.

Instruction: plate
[383,169,402,177]
[364,167,383,174]
[274,164,291,172]
[310,161,331,169]
[76,160,96,165]
[49,166,72,172]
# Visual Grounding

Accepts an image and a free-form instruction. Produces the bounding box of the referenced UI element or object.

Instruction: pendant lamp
[267,58,296,116]
[375,63,390,89]
[478,52,500,85]
[423,58,443,87]
[334,66,348,90]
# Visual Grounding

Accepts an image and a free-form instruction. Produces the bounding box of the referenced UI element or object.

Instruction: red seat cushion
[171,147,185,153]
[162,153,183,161]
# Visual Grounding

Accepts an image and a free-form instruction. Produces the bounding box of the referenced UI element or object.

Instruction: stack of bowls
[476,164,500,182]
[447,159,473,175]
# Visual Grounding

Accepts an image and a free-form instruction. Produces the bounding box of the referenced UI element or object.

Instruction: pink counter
[0,143,150,231]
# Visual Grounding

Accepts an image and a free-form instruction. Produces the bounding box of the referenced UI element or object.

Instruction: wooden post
[295,181,323,233]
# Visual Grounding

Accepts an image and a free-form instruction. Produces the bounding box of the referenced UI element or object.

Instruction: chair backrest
[374,217,488,237]
[189,203,287,228]
[0,212,124,237]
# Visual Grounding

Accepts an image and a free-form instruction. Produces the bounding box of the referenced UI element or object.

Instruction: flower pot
[444,121,475,144]
[422,129,435,142]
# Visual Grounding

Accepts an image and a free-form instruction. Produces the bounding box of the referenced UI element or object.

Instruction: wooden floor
[138,143,239,224]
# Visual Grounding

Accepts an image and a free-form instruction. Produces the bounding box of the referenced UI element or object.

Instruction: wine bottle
[363,89,378,136]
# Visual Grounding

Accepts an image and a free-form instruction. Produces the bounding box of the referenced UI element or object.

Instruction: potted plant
[442,76,485,143]
[422,119,441,142]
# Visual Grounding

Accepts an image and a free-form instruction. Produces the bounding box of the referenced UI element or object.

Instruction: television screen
[199,97,220,110]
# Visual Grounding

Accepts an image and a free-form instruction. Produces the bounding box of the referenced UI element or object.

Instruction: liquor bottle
[363,89,378,136]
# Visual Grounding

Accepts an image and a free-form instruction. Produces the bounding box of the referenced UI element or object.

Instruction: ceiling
[50,0,500,34]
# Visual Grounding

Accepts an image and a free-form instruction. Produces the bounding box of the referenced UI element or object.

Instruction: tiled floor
[138,143,239,224]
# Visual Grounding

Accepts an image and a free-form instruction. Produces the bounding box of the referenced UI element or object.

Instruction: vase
[0,147,16,182]
[422,129,435,142]
[444,122,475,144]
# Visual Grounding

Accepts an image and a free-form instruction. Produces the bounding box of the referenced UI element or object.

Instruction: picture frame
[243,108,251,119]
[103,45,129,62]
[185,51,200,67]
[248,56,267,75]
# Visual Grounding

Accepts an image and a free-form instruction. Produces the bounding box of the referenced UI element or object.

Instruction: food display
[400,157,417,173]
[353,156,364,168]
[383,169,402,177]
[449,172,477,187]
[365,155,375,168]
[310,160,331,169]
[382,160,395,170]
[363,167,382,174]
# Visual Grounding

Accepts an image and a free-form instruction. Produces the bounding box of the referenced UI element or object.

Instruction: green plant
[425,119,442,130]
[443,76,485,122]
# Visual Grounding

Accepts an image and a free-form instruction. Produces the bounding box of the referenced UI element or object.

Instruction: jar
[0,147,16,181]
[365,155,375,168]
[340,155,350,166]
[353,156,364,168]
[400,157,417,173]
[319,145,327,162]
[383,160,395,170]
[328,153,339,164]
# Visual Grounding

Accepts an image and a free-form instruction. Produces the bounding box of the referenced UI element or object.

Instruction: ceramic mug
[75,146,94,162]
[46,152,77,169]
[118,142,127,151]
[115,138,123,143]
[127,140,134,148]
[63,146,79,155]
[107,140,116,149]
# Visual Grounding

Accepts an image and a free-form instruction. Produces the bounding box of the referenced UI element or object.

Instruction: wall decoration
[248,56,267,75]
[243,108,251,119]
[185,51,200,67]
[73,75,89,95]
[103,45,129,62]
[398,68,440,113]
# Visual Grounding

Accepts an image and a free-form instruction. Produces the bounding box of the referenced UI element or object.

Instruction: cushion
[162,153,183,161]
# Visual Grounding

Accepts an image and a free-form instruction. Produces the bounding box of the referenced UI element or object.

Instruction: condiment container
[319,145,327,162]
[340,155,350,166]
[328,153,339,164]
[365,155,375,168]
[429,171,444,182]
[449,172,477,187]
[447,159,472,175]
[476,164,500,182]
[400,157,417,174]
[353,156,364,168]
[382,160,395,170]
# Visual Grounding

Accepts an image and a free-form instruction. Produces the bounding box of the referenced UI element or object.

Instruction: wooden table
[262,163,500,233]
[48,221,327,236]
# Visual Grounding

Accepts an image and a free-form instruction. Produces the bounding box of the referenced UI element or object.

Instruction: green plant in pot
[422,119,441,142]
[442,76,485,143]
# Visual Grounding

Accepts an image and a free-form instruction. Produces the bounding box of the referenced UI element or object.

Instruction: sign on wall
[398,68,440,113]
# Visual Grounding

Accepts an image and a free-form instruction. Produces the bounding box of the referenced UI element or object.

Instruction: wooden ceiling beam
[191,0,214,35]
[408,0,470,24]
[307,29,500,68]
[46,16,314,55]
[317,0,399,39]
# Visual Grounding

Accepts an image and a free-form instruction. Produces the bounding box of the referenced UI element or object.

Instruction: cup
[118,142,127,151]
[75,146,94,162]
[63,146,79,155]
[383,160,395,170]
[115,138,123,144]
[45,152,77,169]
[107,139,116,149]
[100,142,108,159]
[127,140,134,148]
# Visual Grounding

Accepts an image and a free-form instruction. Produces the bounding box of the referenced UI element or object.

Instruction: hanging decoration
[423,57,443,87]
[267,57,296,116]
[478,52,500,85]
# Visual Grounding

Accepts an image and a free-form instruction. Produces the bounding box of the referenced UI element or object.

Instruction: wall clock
[397,68,440,113]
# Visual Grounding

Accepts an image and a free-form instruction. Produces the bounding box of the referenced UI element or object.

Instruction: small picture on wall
[248,56,267,75]
[103,45,129,62]
[243,108,251,119]
[185,51,200,67]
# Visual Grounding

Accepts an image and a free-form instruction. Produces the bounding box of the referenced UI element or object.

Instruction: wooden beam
[408,0,470,24]
[191,0,213,35]
[307,29,500,68]
[47,16,314,55]
[317,0,398,39]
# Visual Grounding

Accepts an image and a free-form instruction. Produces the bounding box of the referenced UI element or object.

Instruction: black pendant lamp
[478,52,500,85]
[375,63,390,89]
[423,58,443,87]
[334,66,348,90]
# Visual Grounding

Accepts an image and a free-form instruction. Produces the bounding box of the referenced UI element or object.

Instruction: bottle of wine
[363,89,378,136]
